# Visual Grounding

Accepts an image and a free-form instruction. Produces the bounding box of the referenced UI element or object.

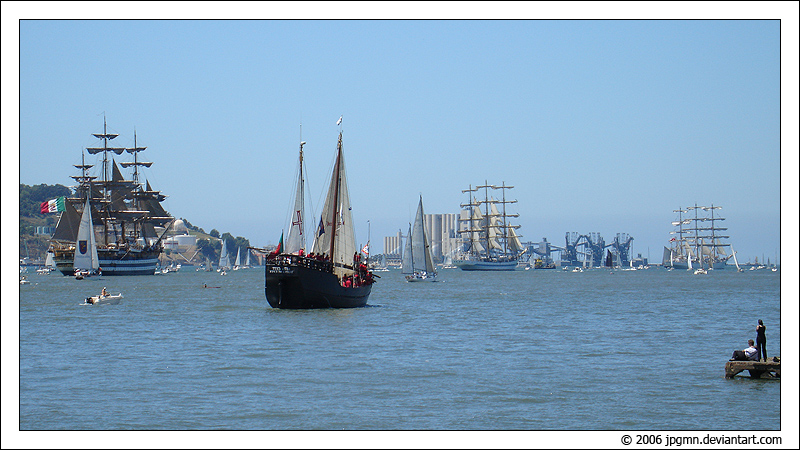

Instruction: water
[19,266,782,430]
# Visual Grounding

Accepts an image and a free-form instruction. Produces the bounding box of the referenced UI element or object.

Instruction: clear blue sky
[6,4,798,265]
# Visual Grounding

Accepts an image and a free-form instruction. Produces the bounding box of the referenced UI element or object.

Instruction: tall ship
[49,118,174,276]
[662,204,733,270]
[454,182,524,271]
[264,123,376,309]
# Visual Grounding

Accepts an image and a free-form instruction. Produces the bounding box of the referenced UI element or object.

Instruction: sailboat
[454,182,523,271]
[218,240,230,274]
[73,196,100,279]
[264,124,376,309]
[233,247,242,270]
[402,195,437,282]
[730,245,744,272]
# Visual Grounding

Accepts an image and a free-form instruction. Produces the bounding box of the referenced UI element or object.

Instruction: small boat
[20,276,30,285]
[233,248,242,270]
[218,240,231,272]
[84,293,123,305]
[402,195,437,282]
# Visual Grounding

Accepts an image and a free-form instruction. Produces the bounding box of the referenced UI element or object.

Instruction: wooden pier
[725,357,780,379]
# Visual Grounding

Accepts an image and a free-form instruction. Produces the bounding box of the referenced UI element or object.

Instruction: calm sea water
[18,266,782,431]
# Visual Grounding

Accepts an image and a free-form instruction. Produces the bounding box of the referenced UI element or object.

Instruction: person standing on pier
[756,319,767,361]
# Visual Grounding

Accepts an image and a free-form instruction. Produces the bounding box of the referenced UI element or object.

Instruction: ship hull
[669,260,729,270]
[454,259,518,271]
[265,260,371,309]
[53,248,161,276]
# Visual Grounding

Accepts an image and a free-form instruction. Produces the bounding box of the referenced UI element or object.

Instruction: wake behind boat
[264,122,376,309]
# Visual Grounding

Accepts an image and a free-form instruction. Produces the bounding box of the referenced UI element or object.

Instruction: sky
[5,3,798,266]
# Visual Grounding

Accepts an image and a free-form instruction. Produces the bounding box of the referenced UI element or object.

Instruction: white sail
[411,196,435,274]
[285,141,306,255]
[401,223,413,274]
[234,247,241,267]
[486,208,503,250]
[311,132,358,278]
[219,240,230,269]
[469,206,486,253]
[731,245,742,271]
[45,252,56,268]
[245,250,251,267]
[73,197,99,271]
[507,227,524,253]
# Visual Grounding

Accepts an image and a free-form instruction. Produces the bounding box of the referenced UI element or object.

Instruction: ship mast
[328,132,343,261]
[87,116,125,246]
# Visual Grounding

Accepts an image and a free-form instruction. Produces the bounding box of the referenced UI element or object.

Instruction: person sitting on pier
[744,339,759,361]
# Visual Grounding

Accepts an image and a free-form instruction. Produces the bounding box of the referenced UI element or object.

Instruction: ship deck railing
[267,254,335,273]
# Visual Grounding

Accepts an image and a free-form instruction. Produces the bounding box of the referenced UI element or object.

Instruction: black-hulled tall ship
[49,118,174,276]
[265,124,375,309]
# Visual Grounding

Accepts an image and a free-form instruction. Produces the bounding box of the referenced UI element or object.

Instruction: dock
[725,357,780,379]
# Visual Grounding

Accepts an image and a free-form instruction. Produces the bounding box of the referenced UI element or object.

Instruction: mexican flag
[40,197,65,214]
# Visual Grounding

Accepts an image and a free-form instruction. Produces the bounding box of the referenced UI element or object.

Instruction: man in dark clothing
[756,319,767,361]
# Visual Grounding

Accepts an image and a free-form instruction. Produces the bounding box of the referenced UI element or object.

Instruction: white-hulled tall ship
[264,122,376,309]
[454,182,524,271]
[662,204,733,270]
[50,117,174,276]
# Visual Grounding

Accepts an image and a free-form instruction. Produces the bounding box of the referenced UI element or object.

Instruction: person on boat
[744,339,759,361]
[756,319,767,361]
[100,287,108,297]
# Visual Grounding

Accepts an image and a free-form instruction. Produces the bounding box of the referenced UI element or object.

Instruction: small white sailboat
[218,239,231,273]
[233,247,242,270]
[73,196,100,279]
[730,245,743,272]
[402,195,437,282]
